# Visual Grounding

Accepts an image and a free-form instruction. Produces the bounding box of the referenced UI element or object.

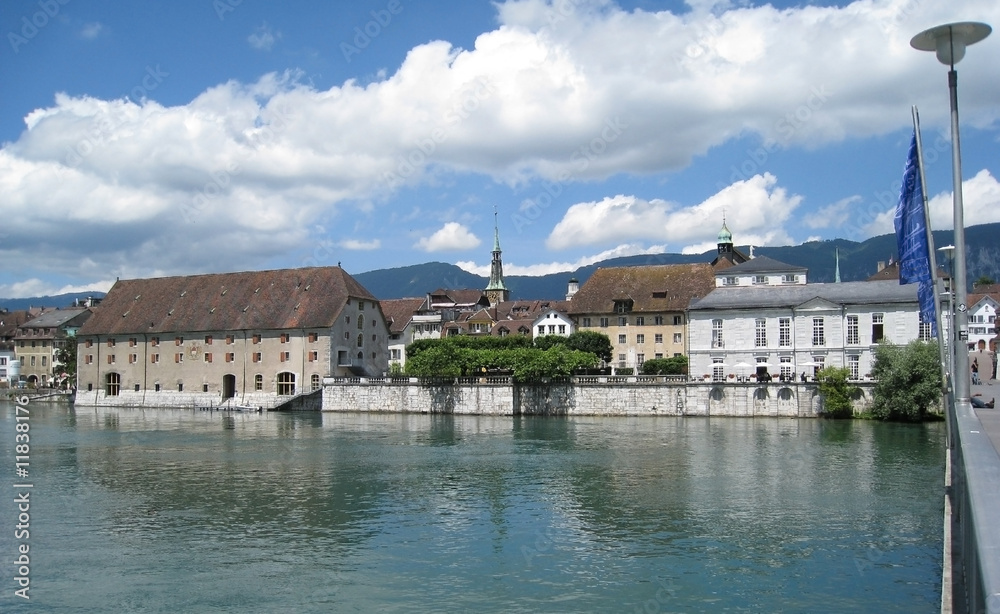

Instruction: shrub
[870,340,943,422]
[815,366,857,419]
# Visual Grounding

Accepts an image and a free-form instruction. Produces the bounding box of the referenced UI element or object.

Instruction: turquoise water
[0,401,944,612]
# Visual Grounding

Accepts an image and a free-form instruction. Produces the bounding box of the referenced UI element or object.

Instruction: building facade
[14,308,91,387]
[76,266,388,407]
[569,264,717,372]
[688,280,926,382]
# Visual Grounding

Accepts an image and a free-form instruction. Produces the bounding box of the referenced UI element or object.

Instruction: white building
[688,280,928,382]
[531,308,574,339]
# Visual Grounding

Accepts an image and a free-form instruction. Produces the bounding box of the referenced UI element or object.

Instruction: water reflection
[0,403,945,613]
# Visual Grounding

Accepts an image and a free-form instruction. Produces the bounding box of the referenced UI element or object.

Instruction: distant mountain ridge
[4,223,999,308]
[354,222,1000,300]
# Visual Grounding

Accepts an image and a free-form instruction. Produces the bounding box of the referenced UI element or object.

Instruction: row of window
[86,332,324,349]
[85,350,324,365]
[722,274,799,286]
[710,354,869,380]
[616,352,684,368]
[99,372,320,396]
[581,315,684,328]
[16,340,50,348]
[712,315,888,349]
[538,325,568,336]
[616,333,682,344]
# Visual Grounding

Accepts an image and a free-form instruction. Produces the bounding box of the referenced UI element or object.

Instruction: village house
[569,263,717,372]
[14,307,92,387]
[75,266,388,408]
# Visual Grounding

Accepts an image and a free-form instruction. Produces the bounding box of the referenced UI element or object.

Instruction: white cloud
[457,243,670,277]
[0,279,115,299]
[80,22,105,40]
[339,238,381,250]
[546,174,801,252]
[415,222,482,252]
[3,0,1000,283]
[862,169,1000,237]
[805,196,860,230]
[248,22,279,51]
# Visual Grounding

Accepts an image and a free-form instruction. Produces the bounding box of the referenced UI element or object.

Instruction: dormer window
[753,275,767,285]
[724,276,738,286]
[783,274,798,283]
[613,299,633,314]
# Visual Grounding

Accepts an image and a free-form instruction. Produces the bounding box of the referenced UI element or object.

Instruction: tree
[53,335,78,389]
[815,366,857,418]
[973,275,995,289]
[563,331,613,364]
[869,340,943,421]
[641,355,688,376]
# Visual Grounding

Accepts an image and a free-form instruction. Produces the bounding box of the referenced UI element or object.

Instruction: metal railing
[948,395,1000,613]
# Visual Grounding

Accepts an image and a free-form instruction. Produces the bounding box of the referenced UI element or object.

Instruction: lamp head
[911,22,991,66]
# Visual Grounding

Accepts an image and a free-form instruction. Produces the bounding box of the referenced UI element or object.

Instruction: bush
[404,336,598,382]
[870,340,943,422]
[815,366,857,419]
[640,355,688,376]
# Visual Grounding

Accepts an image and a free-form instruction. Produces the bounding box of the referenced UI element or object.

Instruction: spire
[835,247,841,283]
[485,205,510,305]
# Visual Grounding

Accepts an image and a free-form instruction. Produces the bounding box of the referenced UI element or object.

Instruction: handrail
[949,396,1000,613]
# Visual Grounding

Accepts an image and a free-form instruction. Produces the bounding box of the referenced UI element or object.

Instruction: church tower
[717,219,734,256]
[484,207,510,306]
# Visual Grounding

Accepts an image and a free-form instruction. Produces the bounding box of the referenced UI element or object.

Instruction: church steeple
[485,206,510,306]
[717,215,733,255]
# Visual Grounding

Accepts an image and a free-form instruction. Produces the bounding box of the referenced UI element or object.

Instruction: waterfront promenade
[970,381,1000,455]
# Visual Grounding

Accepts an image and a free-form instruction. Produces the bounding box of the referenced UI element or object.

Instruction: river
[0,400,945,612]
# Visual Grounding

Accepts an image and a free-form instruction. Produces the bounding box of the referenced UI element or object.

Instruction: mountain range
[3,223,999,310]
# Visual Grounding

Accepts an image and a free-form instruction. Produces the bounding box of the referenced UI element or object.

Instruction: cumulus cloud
[248,22,279,50]
[457,243,670,277]
[805,196,860,230]
[862,169,1000,237]
[547,174,800,252]
[415,222,482,252]
[3,0,1000,285]
[339,238,381,250]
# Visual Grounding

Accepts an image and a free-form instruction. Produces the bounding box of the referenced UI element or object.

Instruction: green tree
[870,340,943,422]
[54,335,78,389]
[973,275,995,289]
[815,366,857,419]
[640,355,688,376]
[564,331,613,363]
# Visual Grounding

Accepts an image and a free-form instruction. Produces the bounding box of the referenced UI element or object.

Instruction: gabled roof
[493,299,570,320]
[717,255,807,275]
[866,261,949,282]
[569,264,717,314]
[20,308,90,329]
[379,297,427,334]
[427,288,490,309]
[690,280,918,311]
[78,266,377,336]
[492,319,534,336]
[0,310,35,339]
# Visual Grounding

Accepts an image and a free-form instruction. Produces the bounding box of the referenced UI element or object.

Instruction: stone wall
[321,377,877,418]
[74,389,288,410]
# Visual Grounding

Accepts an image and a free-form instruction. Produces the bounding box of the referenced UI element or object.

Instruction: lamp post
[911,22,992,404]
[938,244,956,389]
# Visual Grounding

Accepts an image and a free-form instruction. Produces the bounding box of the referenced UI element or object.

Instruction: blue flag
[894,132,937,336]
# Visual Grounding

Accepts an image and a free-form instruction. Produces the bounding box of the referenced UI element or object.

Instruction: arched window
[357,314,364,330]
[277,372,295,396]
[105,373,121,396]
[357,333,364,348]
[311,374,320,390]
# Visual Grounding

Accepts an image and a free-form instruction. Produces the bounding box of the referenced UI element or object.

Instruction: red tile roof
[569,264,716,314]
[78,267,377,336]
[379,297,429,334]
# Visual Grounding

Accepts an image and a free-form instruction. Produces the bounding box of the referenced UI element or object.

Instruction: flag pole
[912,106,950,395]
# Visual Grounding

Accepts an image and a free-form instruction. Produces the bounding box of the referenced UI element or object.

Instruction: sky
[1,0,999,298]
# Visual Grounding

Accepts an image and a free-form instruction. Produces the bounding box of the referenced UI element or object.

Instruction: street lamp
[911,22,992,404]
[938,244,956,388]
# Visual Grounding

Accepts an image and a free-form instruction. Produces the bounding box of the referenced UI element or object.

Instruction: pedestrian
[972,357,981,385]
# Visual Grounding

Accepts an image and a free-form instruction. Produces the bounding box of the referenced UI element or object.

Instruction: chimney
[566,278,579,300]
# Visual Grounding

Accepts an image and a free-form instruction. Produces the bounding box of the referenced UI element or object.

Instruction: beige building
[569,264,717,372]
[14,307,91,387]
[76,266,388,407]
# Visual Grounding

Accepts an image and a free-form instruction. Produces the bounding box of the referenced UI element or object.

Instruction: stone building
[75,266,388,408]
[688,279,925,382]
[14,307,91,387]
[569,263,717,372]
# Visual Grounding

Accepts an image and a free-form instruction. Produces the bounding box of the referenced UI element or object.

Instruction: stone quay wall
[321,376,877,417]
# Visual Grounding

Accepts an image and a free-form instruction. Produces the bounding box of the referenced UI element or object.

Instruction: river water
[0,400,944,613]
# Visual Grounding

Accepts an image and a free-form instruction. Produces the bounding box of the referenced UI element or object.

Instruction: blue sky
[2,0,999,298]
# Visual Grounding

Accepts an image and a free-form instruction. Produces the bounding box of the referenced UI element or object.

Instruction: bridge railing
[948,395,1000,613]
